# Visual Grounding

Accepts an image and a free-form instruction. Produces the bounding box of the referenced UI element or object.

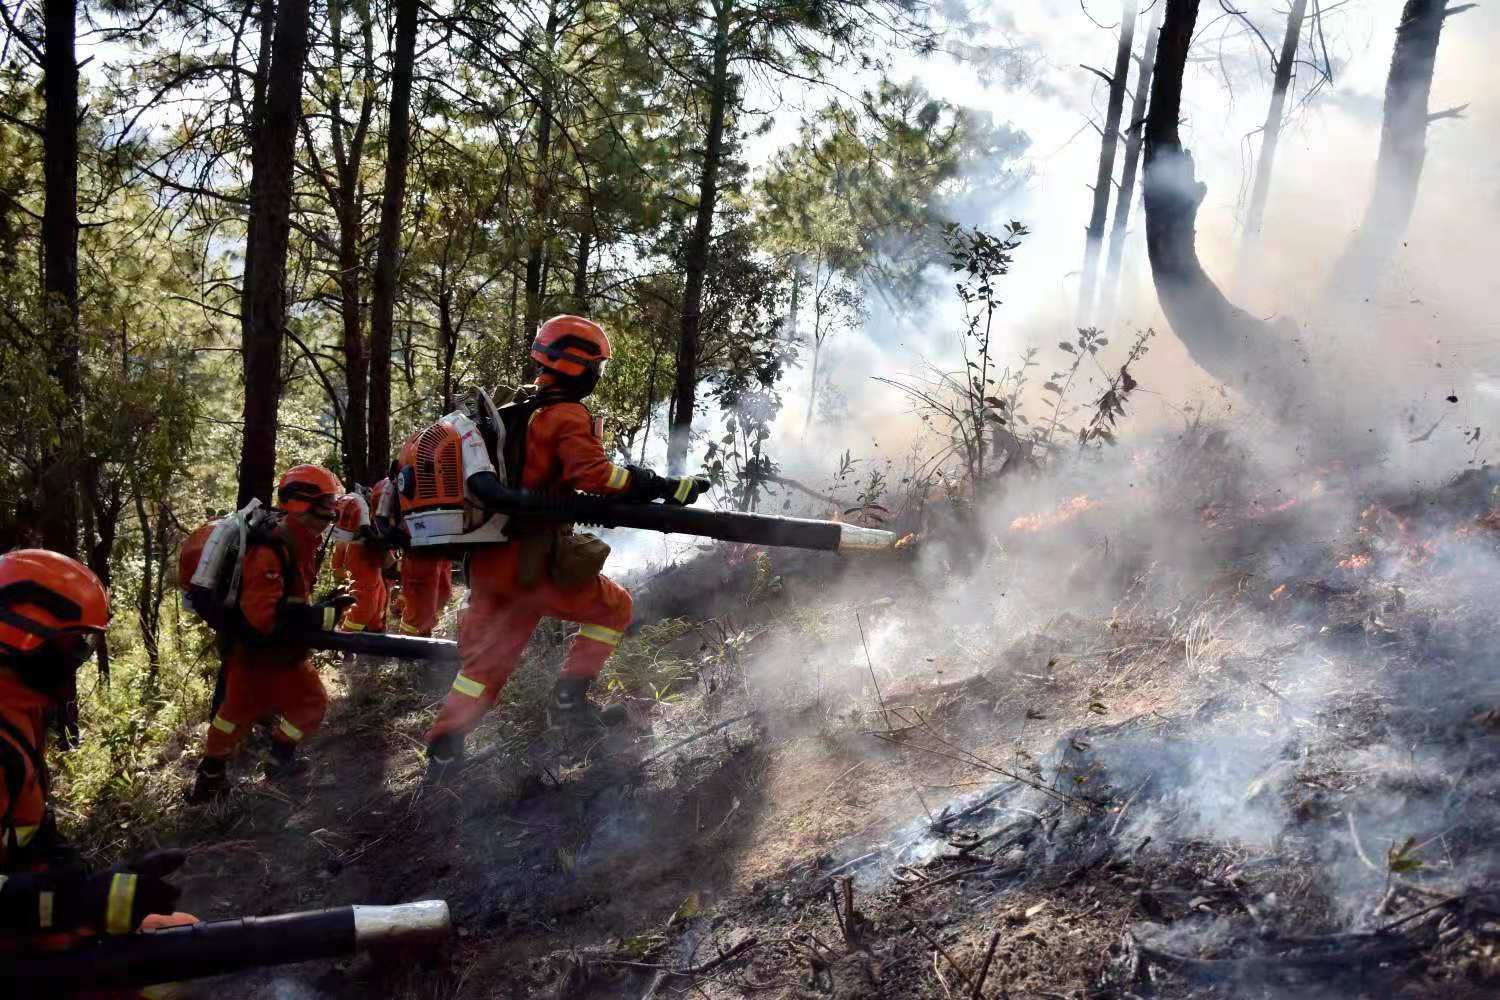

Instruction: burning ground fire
[1009,494,1099,532]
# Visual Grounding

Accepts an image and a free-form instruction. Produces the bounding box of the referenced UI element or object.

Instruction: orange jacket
[0,672,49,868]
[232,517,325,669]
[522,401,633,495]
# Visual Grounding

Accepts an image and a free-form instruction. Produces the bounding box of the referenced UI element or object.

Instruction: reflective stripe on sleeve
[211,715,237,735]
[401,623,423,635]
[14,824,38,846]
[606,465,629,490]
[278,718,305,743]
[106,873,138,935]
[342,621,365,632]
[577,623,624,647]
[451,674,486,698]
[322,607,337,630]
[672,478,694,503]
[39,890,53,929]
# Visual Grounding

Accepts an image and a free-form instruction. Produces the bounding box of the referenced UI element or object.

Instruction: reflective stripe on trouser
[425,542,631,745]
[401,553,452,635]
[106,873,138,935]
[203,651,328,758]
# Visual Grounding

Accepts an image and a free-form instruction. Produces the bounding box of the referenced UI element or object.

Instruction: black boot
[424,733,465,785]
[187,757,230,804]
[546,677,627,731]
[264,740,308,780]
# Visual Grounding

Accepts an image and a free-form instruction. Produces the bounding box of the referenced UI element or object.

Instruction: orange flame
[1269,583,1288,600]
[1339,553,1372,570]
[1010,495,1098,533]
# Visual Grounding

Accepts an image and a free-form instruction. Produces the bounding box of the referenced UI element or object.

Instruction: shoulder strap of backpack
[504,392,579,489]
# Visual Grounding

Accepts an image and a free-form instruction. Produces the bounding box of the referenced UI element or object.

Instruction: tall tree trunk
[1234,0,1308,290]
[572,229,591,309]
[237,0,314,507]
[523,0,561,361]
[328,0,374,485]
[134,489,162,687]
[40,0,79,556]
[1099,6,1159,326]
[439,287,457,412]
[1077,0,1136,327]
[368,0,419,477]
[668,0,731,474]
[1143,0,1310,413]
[1328,0,1461,295]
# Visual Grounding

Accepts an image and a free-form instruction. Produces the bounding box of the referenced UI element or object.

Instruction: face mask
[9,632,96,699]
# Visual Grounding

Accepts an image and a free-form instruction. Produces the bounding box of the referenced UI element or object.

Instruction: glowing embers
[1009,495,1099,533]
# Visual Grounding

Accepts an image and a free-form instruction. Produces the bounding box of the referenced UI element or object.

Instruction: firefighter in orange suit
[187,465,351,803]
[398,551,451,637]
[0,549,190,950]
[389,439,451,637]
[330,489,390,634]
[424,315,709,771]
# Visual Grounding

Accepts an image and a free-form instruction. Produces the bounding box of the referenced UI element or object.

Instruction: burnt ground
[154,468,1500,1000]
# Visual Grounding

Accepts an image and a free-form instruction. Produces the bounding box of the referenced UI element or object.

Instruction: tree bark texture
[523,0,561,369]
[1328,0,1455,295]
[238,0,314,507]
[668,0,731,474]
[367,0,418,478]
[1235,0,1308,286]
[329,0,375,485]
[572,229,591,310]
[40,0,80,556]
[1076,0,1136,327]
[1143,0,1311,413]
[1099,4,1160,325]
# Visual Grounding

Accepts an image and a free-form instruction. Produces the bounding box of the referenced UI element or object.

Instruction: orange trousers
[400,552,453,636]
[425,543,631,744]
[331,541,388,632]
[203,647,327,759]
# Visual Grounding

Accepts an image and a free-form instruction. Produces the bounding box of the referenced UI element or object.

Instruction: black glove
[664,474,711,506]
[0,849,185,934]
[281,593,355,633]
[623,464,664,502]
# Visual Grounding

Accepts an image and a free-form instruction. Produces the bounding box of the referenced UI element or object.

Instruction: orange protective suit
[424,399,634,744]
[331,540,388,633]
[202,517,329,760]
[399,552,452,637]
[0,673,50,868]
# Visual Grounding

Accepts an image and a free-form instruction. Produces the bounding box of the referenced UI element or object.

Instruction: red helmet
[277,464,342,514]
[0,549,109,659]
[530,315,612,377]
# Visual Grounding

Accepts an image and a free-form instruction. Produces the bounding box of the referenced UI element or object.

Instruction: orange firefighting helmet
[276,464,341,515]
[0,549,109,659]
[334,493,369,534]
[530,315,612,378]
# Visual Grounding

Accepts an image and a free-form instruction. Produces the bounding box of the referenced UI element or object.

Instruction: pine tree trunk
[329,0,373,485]
[367,0,418,478]
[1099,4,1160,325]
[439,288,456,412]
[338,187,368,484]
[1328,0,1457,295]
[238,0,314,506]
[1077,0,1136,327]
[668,0,731,474]
[522,0,561,367]
[40,0,79,556]
[1143,0,1310,413]
[572,229,591,310]
[1235,0,1308,289]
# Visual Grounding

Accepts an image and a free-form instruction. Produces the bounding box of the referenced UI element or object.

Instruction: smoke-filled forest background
[2,0,1499,908]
